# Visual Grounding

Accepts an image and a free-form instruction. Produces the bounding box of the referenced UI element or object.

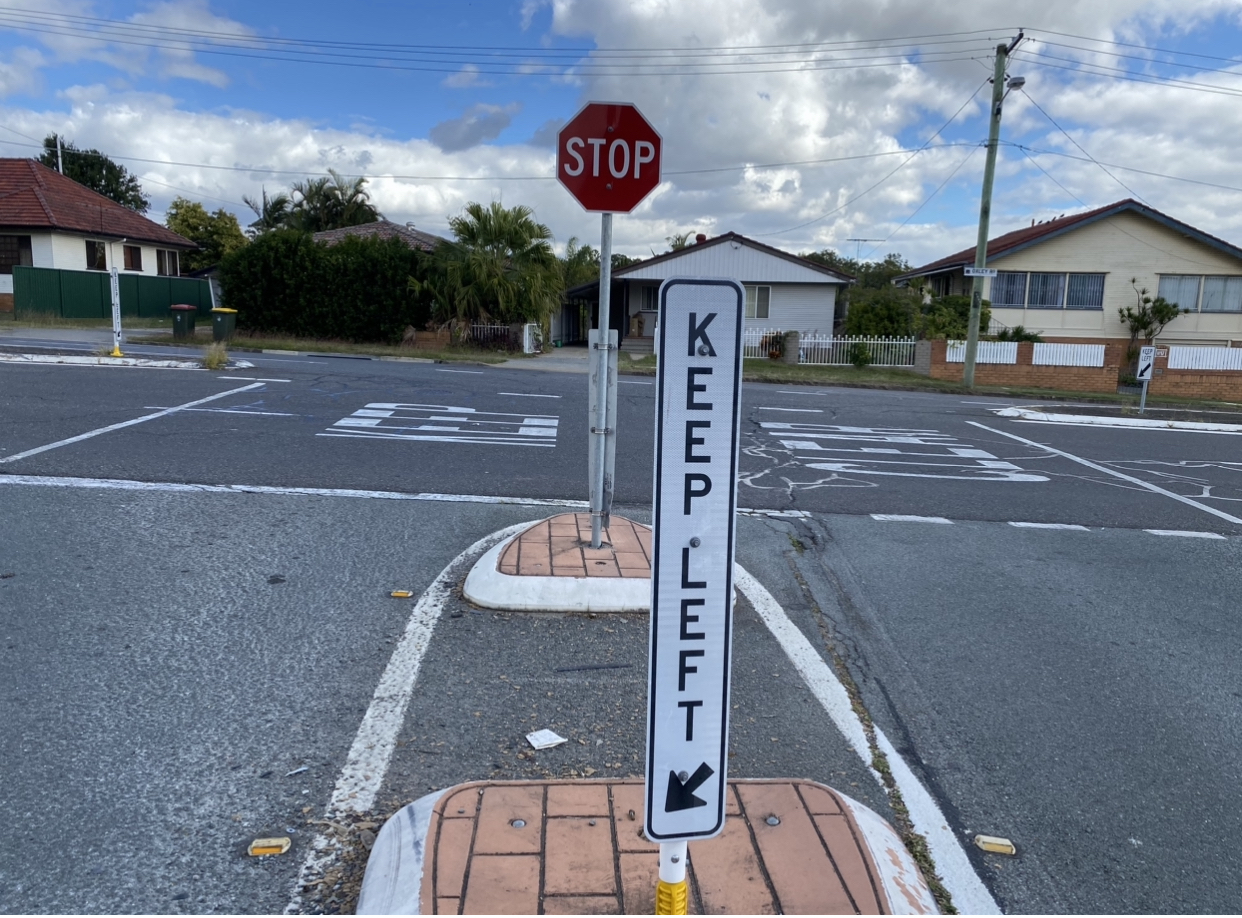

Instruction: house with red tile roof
[895,200,1242,345]
[0,158,195,310]
[312,219,445,252]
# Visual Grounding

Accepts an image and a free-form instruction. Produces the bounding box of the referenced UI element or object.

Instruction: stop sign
[557,102,662,213]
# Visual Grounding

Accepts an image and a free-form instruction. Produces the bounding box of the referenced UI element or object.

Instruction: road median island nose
[356,778,938,915]
[463,512,653,613]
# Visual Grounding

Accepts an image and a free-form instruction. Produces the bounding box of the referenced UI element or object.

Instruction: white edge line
[1144,529,1227,539]
[757,406,824,413]
[0,473,591,508]
[969,421,1242,527]
[498,391,561,398]
[434,368,484,374]
[871,514,954,524]
[286,522,531,914]
[733,566,999,914]
[994,407,1242,434]
[0,383,265,465]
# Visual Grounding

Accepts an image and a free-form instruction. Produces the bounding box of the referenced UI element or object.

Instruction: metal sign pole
[108,265,123,358]
[1139,378,1149,414]
[590,212,614,549]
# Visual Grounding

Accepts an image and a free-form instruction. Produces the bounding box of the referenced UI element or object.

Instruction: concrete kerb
[0,352,253,370]
[463,530,651,613]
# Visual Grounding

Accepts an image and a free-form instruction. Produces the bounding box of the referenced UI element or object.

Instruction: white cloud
[429,103,522,152]
[442,64,491,89]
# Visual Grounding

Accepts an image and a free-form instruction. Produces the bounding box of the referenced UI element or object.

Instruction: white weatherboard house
[896,199,1242,345]
[562,232,853,354]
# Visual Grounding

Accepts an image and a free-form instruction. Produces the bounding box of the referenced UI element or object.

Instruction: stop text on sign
[557,102,662,213]
[645,277,744,843]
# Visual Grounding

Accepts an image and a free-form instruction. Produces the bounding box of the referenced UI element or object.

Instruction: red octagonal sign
[557,101,662,214]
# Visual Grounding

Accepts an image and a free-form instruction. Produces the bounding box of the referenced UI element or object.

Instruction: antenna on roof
[56,135,63,174]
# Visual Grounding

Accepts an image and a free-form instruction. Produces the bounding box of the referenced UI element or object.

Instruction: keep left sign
[645,277,744,842]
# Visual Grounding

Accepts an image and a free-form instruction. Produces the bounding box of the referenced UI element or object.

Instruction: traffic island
[463,513,652,613]
[356,778,937,915]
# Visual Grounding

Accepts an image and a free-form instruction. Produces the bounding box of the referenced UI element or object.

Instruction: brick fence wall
[914,338,1242,399]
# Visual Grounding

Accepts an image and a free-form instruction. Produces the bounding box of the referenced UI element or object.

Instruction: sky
[1,0,1241,268]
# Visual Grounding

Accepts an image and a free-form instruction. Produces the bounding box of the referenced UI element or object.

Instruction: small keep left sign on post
[645,277,744,843]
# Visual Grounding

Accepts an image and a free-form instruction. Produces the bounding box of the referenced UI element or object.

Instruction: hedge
[219,230,433,342]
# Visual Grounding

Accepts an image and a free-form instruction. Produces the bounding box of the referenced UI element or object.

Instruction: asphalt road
[2,351,1241,914]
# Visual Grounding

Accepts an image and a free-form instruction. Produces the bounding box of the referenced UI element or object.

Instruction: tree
[243,188,292,235]
[417,201,563,329]
[562,237,600,289]
[843,286,922,337]
[665,231,692,252]
[802,250,911,289]
[1120,278,1183,368]
[920,294,992,340]
[288,170,380,232]
[164,197,248,272]
[39,134,149,213]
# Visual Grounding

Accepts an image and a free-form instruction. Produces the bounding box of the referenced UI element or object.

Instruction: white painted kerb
[463,535,651,613]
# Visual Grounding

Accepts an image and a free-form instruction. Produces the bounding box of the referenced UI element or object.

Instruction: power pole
[963,32,1023,388]
[56,134,63,173]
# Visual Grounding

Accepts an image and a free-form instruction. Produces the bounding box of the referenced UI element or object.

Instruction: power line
[862,145,980,259]
[1002,142,1242,195]
[1027,27,1242,67]
[1013,146,1087,206]
[1018,88,1147,203]
[1015,51,1242,98]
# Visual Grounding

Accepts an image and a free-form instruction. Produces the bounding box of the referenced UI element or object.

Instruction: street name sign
[963,266,998,277]
[645,277,744,842]
[1137,345,1156,381]
[557,102,662,213]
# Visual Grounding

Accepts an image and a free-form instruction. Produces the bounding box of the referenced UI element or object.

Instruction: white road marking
[498,391,561,398]
[620,379,652,385]
[1008,521,1091,531]
[871,514,953,523]
[286,522,531,914]
[995,407,1242,435]
[758,406,823,413]
[777,389,820,396]
[0,473,591,508]
[735,567,998,915]
[143,406,297,417]
[1144,529,1227,539]
[435,368,484,374]
[0,383,265,465]
[323,403,559,447]
[218,376,291,383]
[970,422,1242,527]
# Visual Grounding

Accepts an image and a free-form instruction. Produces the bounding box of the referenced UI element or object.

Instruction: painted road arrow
[665,763,714,812]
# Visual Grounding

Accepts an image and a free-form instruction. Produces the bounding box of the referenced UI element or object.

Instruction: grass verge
[5,312,174,329]
[128,329,513,365]
[618,356,1242,412]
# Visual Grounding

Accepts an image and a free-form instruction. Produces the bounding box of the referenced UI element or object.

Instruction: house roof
[312,219,445,252]
[0,158,194,249]
[566,231,854,298]
[896,199,1242,280]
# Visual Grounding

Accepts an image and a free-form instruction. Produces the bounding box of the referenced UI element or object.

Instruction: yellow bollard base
[655,878,688,915]
[109,347,123,358]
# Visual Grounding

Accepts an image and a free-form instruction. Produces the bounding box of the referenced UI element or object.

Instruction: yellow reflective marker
[655,878,688,915]
[974,834,1016,855]
[390,590,413,598]
[248,836,291,856]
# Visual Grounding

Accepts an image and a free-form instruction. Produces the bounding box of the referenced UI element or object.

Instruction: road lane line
[435,368,484,374]
[0,383,265,465]
[498,391,561,398]
[286,522,530,914]
[620,379,652,385]
[777,389,820,396]
[871,514,953,523]
[1009,521,1091,531]
[735,566,998,915]
[1144,529,1227,539]
[758,406,823,413]
[217,376,291,382]
[143,406,297,417]
[969,421,1242,527]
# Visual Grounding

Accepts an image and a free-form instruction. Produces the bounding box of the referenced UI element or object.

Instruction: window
[85,240,107,271]
[123,245,142,271]
[1027,272,1066,309]
[1066,273,1106,309]
[744,284,770,319]
[157,249,179,277]
[0,234,32,275]
[639,286,659,311]
[991,272,1027,307]
[1158,275,1201,311]
[1200,276,1242,313]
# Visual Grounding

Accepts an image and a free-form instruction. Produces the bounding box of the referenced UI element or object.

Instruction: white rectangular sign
[645,277,744,842]
[963,266,998,277]
[1137,345,1156,381]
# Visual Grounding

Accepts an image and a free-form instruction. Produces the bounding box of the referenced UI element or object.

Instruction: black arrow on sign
[665,763,714,812]
[1139,362,1152,378]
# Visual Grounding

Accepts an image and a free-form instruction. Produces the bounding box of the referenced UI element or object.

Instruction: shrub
[920,294,991,339]
[994,324,1042,342]
[843,286,921,337]
[848,341,873,368]
[219,230,433,342]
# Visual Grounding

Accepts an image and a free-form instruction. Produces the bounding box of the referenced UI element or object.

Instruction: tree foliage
[40,134,149,213]
[243,170,380,235]
[802,250,911,289]
[919,294,992,340]
[1120,278,1183,357]
[164,197,248,272]
[417,201,562,327]
[219,230,431,341]
[842,286,922,337]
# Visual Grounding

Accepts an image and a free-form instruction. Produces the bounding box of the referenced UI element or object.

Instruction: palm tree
[288,170,380,232]
[417,201,563,331]
[242,188,292,235]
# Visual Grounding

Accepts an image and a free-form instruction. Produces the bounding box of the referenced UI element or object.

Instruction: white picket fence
[1032,343,1105,367]
[945,340,1018,364]
[742,329,916,366]
[1168,345,1242,371]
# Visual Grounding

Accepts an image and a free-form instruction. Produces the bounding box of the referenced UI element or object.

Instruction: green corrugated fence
[14,266,213,319]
